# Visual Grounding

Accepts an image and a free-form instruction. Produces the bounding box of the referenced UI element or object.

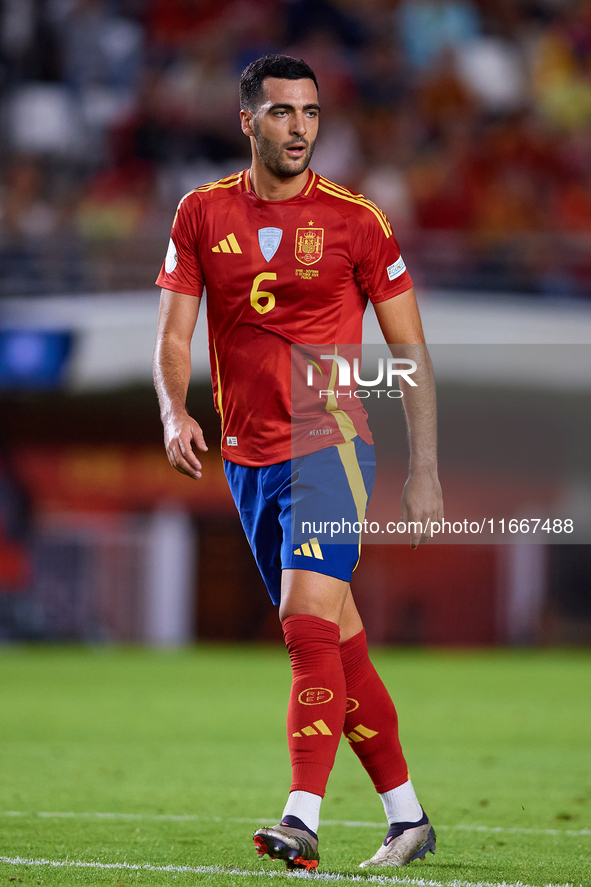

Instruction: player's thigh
[280,572,364,640]
[279,568,350,625]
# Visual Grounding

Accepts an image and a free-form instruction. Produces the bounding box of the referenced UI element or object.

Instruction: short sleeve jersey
[156,168,413,467]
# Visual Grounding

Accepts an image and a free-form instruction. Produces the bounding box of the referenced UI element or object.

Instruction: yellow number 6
[250,272,277,315]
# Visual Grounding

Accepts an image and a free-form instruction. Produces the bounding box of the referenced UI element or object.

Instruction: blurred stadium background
[1,0,591,649]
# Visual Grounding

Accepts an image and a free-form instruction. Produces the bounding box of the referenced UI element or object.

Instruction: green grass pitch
[0,645,590,887]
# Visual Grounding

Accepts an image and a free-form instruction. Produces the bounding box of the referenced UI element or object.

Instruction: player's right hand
[163,412,208,479]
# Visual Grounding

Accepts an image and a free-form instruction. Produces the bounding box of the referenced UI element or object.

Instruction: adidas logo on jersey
[212,233,242,253]
[293,537,323,559]
[292,719,332,738]
[346,724,379,743]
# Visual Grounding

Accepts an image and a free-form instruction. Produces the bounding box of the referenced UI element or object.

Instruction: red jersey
[156,168,413,467]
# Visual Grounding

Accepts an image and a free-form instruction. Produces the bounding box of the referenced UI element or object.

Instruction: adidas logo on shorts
[293,537,323,559]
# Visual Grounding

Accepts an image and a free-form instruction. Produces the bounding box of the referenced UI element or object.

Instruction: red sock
[283,614,346,796]
[339,629,409,793]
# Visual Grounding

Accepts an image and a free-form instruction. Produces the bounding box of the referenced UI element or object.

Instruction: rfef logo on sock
[298,687,334,705]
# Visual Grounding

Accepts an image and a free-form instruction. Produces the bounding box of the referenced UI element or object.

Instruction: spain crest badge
[295,227,324,265]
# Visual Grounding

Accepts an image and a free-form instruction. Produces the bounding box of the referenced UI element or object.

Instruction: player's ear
[240,109,255,138]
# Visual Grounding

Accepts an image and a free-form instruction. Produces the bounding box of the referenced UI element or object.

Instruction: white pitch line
[438,824,591,839]
[0,856,581,887]
[1,811,590,838]
[320,822,591,838]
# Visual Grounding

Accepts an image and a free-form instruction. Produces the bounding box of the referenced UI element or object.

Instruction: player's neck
[249,159,310,201]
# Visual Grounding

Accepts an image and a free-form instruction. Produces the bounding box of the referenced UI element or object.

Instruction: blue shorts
[224,437,376,605]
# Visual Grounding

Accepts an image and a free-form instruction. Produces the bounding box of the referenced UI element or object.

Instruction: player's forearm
[153,333,193,422]
[398,345,438,475]
[372,291,439,475]
[154,289,201,424]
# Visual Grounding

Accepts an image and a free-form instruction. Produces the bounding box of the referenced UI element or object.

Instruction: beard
[253,121,316,178]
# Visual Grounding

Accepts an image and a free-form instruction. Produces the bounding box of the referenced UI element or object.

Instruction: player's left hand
[401,471,443,549]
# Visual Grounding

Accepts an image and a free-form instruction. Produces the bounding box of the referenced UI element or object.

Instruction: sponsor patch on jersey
[165,238,178,273]
[258,227,283,262]
[295,227,324,265]
[387,256,406,281]
[226,436,238,446]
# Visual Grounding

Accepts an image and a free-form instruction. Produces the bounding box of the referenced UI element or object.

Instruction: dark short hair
[239,54,318,112]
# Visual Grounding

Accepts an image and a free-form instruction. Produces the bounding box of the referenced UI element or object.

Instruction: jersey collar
[244,168,317,200]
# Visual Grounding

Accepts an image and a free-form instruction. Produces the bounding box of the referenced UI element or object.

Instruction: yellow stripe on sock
[313,720,332,735]
[354,724,379,739]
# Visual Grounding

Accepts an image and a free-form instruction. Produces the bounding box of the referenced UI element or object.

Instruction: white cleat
[359,811,436,868]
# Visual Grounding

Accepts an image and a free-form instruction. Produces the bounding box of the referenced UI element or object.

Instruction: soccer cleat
[359,808,436,868]
[253,817,319,871]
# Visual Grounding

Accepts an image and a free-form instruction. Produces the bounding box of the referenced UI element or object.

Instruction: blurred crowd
[1,0,591,295]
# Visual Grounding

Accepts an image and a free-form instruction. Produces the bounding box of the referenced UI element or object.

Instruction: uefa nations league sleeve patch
[165,238,178,273]
[387,256,406,280]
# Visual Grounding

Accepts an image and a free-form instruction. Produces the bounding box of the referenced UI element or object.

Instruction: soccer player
[154,54,443,871]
